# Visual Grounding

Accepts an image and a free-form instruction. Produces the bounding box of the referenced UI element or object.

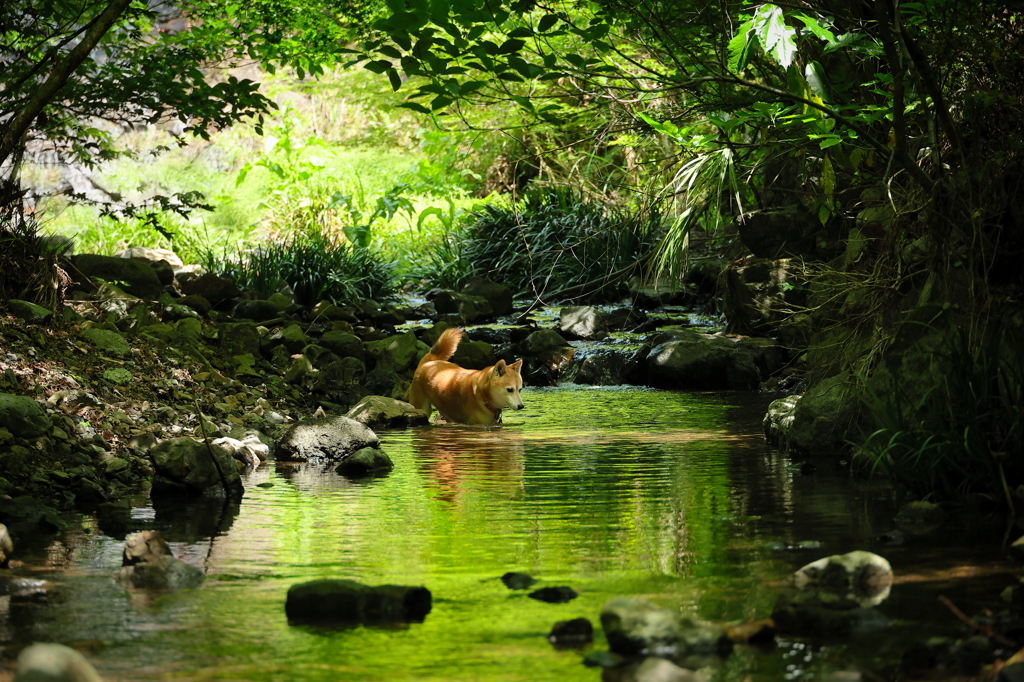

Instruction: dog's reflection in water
[411,427,526,504]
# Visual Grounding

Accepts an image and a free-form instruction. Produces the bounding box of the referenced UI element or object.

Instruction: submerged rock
[893,501,947,535]
[335,447,394,476]
[600,596,731,657]
[501,572,537,590]
[529,586,578,603]
[122,530,170,566]
[14,642,105,682]
[285,578,432,624]
[117,555,205,590]
[646,330,782,390]
[549,617,593,647]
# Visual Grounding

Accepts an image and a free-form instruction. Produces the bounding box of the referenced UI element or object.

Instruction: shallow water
[2,387,1014,681]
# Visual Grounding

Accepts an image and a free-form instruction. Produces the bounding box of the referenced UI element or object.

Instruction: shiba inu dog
[409,327,524,425]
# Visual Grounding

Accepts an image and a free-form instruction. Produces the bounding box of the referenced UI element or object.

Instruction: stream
[2,386,1014,681]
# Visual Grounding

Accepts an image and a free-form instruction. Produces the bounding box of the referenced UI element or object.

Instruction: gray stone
[285,579,432,624]
[232,299,280,322]
[276,415,380,463]
[301,344,341,369]
[429,290,493,322]
[560,306,606,339]
[345,395,428,430]
[647,330,782,390]
[0,523,12,565]
[149,437,244,498]
[80,328,130,357]
[771,589,890,636]
[336,447,394,476]
[211,436,265,467]
[791,550,893,607]
[73,253,163,299]
[7,300,53,324]
[461,277,513,316]
[0,393,52,438]
[14,642,105,682]
[117,555,204,590]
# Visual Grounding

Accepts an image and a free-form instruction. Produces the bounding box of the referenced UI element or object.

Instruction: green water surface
[4,387,1012,681]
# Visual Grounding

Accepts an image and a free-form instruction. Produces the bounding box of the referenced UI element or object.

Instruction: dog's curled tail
[426,327,463,362]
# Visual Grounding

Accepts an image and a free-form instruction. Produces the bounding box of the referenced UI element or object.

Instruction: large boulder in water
[285,578,432,624]
[14,643,105,682]
[276,415,380,463]
[787,371,861,455]
[345,395,428,430]
[646,330,782,390]
[150,437,244,499]
[600,596,732,657]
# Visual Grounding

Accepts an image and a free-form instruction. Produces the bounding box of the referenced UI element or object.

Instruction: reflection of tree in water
[411,427,525,505]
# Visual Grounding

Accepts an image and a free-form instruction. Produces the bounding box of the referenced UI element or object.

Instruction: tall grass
[429,187,662,300]
[855,318,1024,507]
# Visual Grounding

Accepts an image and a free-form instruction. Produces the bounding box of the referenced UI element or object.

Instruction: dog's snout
[515,402,524,410]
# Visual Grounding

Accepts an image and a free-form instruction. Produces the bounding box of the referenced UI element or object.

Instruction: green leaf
[795,13,836,42]
[507,27,533,38]
[727,20,754,73]
[399,101,432,114]
[805,61,829,101]
[498,38,525,54]
[365,59,392,74]
[379,45,403,59]
[387,68,402,91]
[819,136,842,149]
[430,94,453,110]
[537,13,558,32]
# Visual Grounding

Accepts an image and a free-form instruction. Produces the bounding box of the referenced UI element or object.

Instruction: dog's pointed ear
[493,359,507,376]
[509,359,523,372]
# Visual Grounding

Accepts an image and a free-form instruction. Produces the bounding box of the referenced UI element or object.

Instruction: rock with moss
[73,253,164,299]
[150,437,244,499]
[7,300,53,324]
[80,328,130,357]
[0,393,52,438]
[219,322,261,358]
[345,396,427,430]
[461,277,513,316]
[646,330,782,390]
[787,372,860,455]
[336,446,394,476]
[366,331,420,372]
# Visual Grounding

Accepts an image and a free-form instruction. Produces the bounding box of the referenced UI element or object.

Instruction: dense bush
[439,188,661,300]
[204,228,397,306]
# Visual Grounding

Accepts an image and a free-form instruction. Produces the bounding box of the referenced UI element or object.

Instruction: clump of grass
[0,181,70,313]
[855,318,1024,507]
[204,227,397,306]
[439,187,661,300]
